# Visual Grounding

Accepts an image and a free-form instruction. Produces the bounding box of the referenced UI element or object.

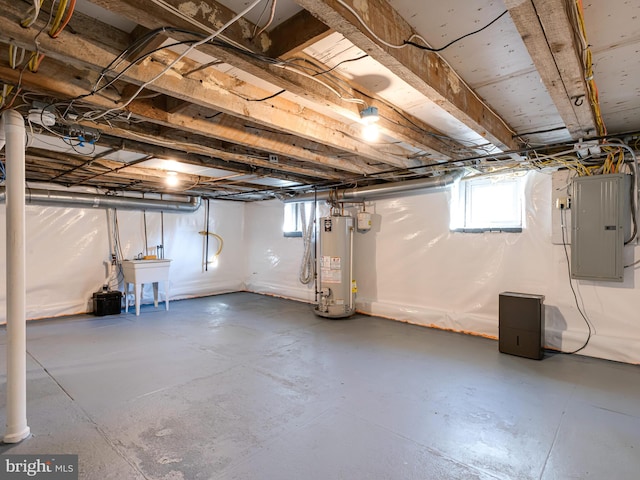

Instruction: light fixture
[360,106,380,142]
[165,170,179,187]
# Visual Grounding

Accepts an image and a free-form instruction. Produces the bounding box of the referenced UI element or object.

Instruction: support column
[3,110,30,443]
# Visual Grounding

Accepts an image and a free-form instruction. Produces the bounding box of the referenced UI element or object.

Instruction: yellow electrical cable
[8,45,16,68]
[575,0,606,136]
[50,0,76,38]
[49,0,68,36]
[27,51,44,72]
[20,0,44,28]
[198,231,224,257]
[0,85,14,108]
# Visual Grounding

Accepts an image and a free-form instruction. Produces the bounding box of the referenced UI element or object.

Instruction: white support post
[3,110,30,443]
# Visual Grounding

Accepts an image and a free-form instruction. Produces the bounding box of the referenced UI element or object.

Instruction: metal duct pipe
[2,110,31,444]
[283,170,464,203]
[0,188,201,212]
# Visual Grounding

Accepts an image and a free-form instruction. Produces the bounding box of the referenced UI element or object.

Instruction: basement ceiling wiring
[330,0,517,138]
[334,0,508,52]
[6,0,486,156]
[252,0,277,39]
[570,0,607,136]
[84,0,267,121]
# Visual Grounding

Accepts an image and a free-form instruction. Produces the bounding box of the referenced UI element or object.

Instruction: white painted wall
[0,191,246,322]
[244,172,640,364]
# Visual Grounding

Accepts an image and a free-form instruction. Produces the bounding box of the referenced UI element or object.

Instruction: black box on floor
[93,290,122,316]
[499,292,545,360]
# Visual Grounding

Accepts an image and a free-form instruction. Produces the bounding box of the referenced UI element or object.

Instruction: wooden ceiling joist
[505,0,598,138]
[293,0,519,152]
[79,0,462,161]
[0,1,424,171]
[267,9,332,58]
[0,58,353,184]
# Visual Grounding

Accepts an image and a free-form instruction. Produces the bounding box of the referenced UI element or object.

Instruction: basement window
[283,203,313,237]
[450,174,525,232]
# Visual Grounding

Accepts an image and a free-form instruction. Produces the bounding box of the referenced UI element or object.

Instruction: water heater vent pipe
[283,170,464,203]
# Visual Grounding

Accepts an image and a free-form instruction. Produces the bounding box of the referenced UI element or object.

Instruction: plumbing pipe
[0,187,201,212]
[283,170,465,203]
[3,110,30,443]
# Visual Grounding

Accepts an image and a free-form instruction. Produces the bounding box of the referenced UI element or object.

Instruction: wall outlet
[556,196,571,209]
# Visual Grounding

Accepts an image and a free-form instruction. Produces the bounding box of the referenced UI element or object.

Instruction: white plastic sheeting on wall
[0,185,247,322]
[245,172,640,364]
[244,200,326,302]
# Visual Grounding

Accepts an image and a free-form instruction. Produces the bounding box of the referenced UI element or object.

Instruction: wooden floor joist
[294,0,519,152]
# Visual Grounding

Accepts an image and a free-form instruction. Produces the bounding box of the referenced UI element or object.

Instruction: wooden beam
[0,55,379,179]
[267,9,332,57]
[78,0,459,161]
[0,2,421,170]
[26,148,279,192]
[285,51,468,160]
[505,0,597,138]
[293,0,518,151]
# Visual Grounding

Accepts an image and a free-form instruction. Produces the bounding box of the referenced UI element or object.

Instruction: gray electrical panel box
[571,173,631,282]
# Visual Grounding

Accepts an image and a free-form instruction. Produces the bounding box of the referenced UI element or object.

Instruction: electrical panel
[571,174,631,282]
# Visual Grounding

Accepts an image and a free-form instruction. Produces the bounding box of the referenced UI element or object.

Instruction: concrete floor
[0,292,639,479]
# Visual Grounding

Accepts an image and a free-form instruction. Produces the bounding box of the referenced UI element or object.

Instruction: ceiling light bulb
[362,123,379,142]
[360,106,379,125]
[165,171,179,187]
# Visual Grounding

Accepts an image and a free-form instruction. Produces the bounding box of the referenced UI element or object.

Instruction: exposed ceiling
[0,0,639,200]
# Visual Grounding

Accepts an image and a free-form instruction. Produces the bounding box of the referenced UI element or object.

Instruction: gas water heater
[315,214,356,319]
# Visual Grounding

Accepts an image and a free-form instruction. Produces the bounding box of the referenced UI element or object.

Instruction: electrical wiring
[247,89,286,102]
[571,0,606,136]
[333,0,507,53]
[49,0,76,38]
[84,0,266,122]
[20,0,44,28]
[8,44,26,69]
[253,0,276,39]
[311,54,369,76]
[329,0,518,139]
[49,0,69,36]
[244,54,370,104]
[404,11,509,52]
[93,27,200,91]
[27,51,45,72]
[251,0,272,38]
[559,208,592,354]
[0,84,14,109]
[278,64,367,106]
[601,140,639,245]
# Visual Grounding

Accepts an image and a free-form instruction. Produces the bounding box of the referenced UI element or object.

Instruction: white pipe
[3,110,30,443]
[0,114,5,151]
[349,222,354,312]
